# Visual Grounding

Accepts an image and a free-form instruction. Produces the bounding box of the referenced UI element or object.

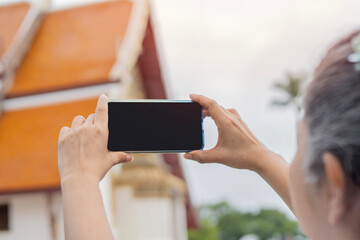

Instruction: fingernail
[100,94,108,100]
[184,153,193,160]
[125,155,133,162]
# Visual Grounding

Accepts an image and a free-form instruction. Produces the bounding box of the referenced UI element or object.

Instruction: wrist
[253,149,287,175]
[60,174,100,188]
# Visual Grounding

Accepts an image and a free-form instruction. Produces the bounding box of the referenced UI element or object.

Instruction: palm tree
[271,73,304,119]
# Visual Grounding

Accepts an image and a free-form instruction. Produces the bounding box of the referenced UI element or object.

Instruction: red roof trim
[138,19,167,99]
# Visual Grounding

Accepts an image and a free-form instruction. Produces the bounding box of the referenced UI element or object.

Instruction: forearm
[253,151,292,210]
[61,176,114,240]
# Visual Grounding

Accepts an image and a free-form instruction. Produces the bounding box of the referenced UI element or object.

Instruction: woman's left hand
[58,94,133,184]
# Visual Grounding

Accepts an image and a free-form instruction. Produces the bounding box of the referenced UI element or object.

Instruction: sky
[149,0,360,216]
[7,0,360,217]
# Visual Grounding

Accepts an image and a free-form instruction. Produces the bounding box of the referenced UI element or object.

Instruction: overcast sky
[9,0,360,216]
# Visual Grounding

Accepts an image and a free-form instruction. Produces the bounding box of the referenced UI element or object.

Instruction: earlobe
[322,152,347,225]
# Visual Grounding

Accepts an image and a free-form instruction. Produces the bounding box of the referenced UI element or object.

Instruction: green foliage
[188,219,220,240]
[272,72,305,114]
[189,201,304,240]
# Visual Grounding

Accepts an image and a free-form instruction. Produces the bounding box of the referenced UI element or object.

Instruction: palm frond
[271,72,305,113]
[271,99,292,107]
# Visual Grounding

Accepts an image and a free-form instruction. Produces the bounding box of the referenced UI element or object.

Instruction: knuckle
[96,107,106,113]
[93,126,106,137]
[111,154,124,165]
[231,119,238,127]
[95,126,104,134]
[223,117,232,125]
[76,126,85,133]
[110,155,118,165]
[196,155,204,163]
[59,127,69,140]
[66,131,75,139]
[58,131,71,145]
[119,154,127,162]
[60,126,68,134]
[58,137,66,146]
[208,99,217,107]
[74,115,84,121]
[87,113,95,120]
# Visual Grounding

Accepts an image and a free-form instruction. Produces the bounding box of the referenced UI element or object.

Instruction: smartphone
[107,100,204,152]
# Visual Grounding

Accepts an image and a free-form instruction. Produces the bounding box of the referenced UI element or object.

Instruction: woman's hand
[184,94,275,172]
[185,94,292,209]
[58,94,133,184]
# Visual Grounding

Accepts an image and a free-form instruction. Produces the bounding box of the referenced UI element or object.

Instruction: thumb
[108,152,133,166]
[184,149,214,163]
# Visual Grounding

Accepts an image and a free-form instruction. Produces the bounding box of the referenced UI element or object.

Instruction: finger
[227,108,242,122]
[94,94,108,126]
[228,108,238,115]
[203,110,210,118]
[84,113,95,126]
[236,116,259,141]
[59,126,70,138]
[184,149,215,164]
[71,115,85,129]
[190,94,226,124]
[109,152,133,166]
[226,109,259,141]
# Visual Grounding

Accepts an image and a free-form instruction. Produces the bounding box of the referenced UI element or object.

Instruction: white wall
[52,192,65,240]
[113,186,187,240]
[173,195,187,240]
[0,181,187,240]
[100,170,116,233]
[0,173,126,240]
[0,191,63,240]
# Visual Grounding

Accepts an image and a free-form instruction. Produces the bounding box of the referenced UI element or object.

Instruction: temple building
[0,1,197,239]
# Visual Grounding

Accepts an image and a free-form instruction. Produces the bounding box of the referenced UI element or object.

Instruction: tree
[188,219,220,240]
[271,72,305,119]
[189,201,304,240]
[252,209,300,240]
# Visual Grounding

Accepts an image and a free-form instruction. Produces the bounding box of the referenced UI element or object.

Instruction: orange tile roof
[0,98,97,193]
[0,2,30,57]
[7,1,133,97]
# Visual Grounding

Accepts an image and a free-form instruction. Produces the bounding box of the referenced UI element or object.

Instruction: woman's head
[305,30,360,188]
[290,30,360,239]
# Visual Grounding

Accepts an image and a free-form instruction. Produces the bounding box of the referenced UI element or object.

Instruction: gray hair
[304,30,360,188]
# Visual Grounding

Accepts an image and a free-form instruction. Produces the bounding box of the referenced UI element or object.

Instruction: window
[0,204,9,231]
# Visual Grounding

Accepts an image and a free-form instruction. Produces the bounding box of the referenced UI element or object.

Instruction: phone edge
[107,99,205,153]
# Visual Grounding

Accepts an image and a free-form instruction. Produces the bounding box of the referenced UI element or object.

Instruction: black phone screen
[107,101,203,152]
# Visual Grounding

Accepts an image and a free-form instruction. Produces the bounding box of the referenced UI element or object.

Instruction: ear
[322,152,347,225]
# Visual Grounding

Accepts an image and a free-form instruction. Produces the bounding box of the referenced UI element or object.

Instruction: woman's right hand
[184,94,276,172]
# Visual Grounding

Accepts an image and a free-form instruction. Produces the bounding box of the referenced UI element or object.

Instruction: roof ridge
[3,81,119,112]
[0,0,49,114]
[49,0,125,13]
